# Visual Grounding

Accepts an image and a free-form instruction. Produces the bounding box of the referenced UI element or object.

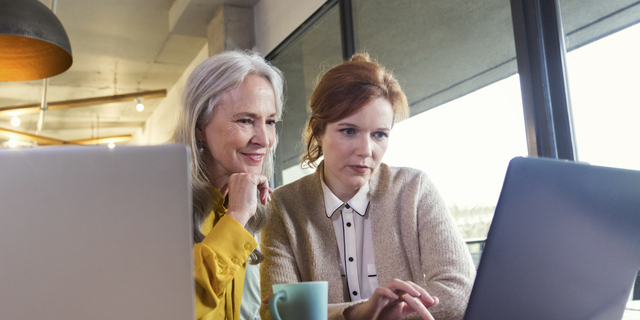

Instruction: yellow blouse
[194,187,258,320]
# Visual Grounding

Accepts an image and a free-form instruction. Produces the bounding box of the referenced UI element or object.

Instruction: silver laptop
[465,156,640,320]
[0,145,194,319]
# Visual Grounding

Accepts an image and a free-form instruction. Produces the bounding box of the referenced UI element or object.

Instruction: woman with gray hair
[171,50,283,320]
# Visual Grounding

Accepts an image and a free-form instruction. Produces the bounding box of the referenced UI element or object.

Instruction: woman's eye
[340,128,355,135]
[373,132,389,139]
[237,118,253,124]
[266,119,276,126]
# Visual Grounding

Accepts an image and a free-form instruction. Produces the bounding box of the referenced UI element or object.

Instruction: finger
[371,286,400,302]
[260,190,270,205]
[401,294,435,320]
[254,175,271,204]
[262,288,273,304]
[219,183,229,196]
[406,281,435,306]
[387,279,422,298]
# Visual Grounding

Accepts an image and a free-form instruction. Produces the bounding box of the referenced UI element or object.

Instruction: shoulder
[370,164,442,205]
[272,172,318,199]
[269,171,322,212]
[373,163,430,190]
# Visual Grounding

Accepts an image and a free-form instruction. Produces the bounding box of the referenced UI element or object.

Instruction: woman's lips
[349,165,369,173]
[242,153,265,163]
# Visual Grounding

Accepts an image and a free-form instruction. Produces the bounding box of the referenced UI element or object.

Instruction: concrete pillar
[207,5,255,57]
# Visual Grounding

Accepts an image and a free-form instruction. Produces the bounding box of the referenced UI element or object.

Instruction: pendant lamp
[0,0,73,81]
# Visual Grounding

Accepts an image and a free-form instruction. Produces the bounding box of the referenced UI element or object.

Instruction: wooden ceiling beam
[0,89,167,117]
[0,127,131,146]
[0,127,71,145]
[70,135,132,145]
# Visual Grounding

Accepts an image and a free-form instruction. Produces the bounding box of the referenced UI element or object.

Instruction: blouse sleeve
[416,173,476,320]
[193,215,258,319]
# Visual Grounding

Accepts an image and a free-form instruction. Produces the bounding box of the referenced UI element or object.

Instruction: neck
[323,168,358,202]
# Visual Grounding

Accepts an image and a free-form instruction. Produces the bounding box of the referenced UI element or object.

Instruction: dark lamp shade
[0,0,73,81]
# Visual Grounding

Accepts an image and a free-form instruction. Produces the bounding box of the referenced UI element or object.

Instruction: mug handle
[268,290,287,320]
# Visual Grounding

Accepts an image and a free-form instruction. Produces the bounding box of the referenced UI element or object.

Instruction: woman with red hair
[260,53,475,320]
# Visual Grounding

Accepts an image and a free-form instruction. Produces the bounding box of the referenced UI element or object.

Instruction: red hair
[302,53,409,167]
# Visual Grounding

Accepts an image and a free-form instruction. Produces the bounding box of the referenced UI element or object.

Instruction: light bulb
[8,139,18,148]
[108,142,115,149]
[136,103,144,112]
[11,116,20,127]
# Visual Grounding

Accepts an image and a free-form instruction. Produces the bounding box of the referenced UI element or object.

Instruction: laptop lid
[464,156,640,320]
[0,145,194,319]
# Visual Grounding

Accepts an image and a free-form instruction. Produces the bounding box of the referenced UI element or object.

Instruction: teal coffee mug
[269,281,328,320]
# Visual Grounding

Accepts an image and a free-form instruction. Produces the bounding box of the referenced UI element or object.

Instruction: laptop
[0,145,194,319]
[464,156,640,320]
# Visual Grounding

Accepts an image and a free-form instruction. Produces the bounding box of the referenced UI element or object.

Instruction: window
[350,0,525,239]
[566,23,640,171]
[383,75,527,239]
[268,3,343,186]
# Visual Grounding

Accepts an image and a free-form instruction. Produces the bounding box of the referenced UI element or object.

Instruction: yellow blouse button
[232,258,239,264]
[244,244,252,251]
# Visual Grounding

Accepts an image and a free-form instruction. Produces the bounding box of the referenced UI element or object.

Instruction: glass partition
[269,4,343,186]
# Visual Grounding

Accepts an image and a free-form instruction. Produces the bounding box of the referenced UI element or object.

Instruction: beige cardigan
[260,162,475,320]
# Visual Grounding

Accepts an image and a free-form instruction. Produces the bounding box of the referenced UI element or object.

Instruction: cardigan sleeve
[259,199,303,320]
[260,190,361,320]
[415,173,475,320]
[194,215,258,320]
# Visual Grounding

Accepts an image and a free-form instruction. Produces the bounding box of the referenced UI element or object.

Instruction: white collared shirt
[321,179,379,301]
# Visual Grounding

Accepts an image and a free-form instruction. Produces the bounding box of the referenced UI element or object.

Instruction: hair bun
[350,53,371,63]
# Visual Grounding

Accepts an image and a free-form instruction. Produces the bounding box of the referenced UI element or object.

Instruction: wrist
[343,301,369,320]
[226,210,249,227]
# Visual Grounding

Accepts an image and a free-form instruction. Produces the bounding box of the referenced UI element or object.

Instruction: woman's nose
[251,122,270,147]
[355,136,373,157]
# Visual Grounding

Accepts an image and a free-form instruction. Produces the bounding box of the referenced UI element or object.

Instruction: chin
[246,166,263,174]
[346,178,368,190]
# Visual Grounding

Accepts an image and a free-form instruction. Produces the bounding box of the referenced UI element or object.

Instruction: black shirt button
[346,222,352,227]
[353,291,358,296]
[349,257,354,262]
[345,204,350,209]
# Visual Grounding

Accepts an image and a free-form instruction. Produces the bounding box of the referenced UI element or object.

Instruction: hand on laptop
[225,172,273,226]
[343,279,438,320]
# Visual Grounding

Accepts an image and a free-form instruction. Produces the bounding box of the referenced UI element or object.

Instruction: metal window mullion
[510,0,576,160]
[339,0,355,60]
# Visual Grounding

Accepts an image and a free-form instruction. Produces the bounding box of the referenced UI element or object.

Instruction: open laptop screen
[464,157,640,320]
[0,145,194,320]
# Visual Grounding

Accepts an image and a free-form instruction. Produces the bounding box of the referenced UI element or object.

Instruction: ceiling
[0,0,257,148]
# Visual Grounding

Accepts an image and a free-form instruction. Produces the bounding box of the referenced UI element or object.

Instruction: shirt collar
[321,177,370,218]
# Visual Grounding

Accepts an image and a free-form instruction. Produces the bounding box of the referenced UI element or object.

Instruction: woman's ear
[310,118,321,147]
[195,127,205,142]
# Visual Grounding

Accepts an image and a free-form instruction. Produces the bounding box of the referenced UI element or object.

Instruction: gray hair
[171,51,283,262]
